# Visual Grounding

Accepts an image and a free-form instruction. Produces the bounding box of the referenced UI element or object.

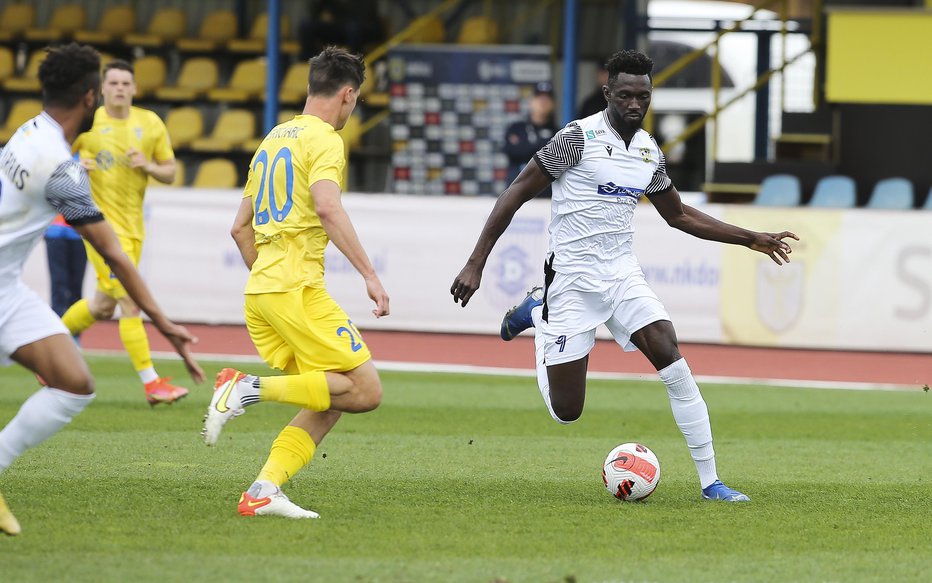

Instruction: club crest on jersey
[639,147,652,163]
[596,182,643,199]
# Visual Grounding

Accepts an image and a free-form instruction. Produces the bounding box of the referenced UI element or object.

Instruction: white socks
[658,358,718,488]
[530,304,543,327]
[138,367,159,384]
[0,388,94,474]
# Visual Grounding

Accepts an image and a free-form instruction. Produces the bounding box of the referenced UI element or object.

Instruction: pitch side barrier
[21,189,932,353]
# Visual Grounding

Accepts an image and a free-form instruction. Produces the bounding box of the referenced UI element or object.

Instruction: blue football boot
[500,287,544,341]
[701,480,751,502]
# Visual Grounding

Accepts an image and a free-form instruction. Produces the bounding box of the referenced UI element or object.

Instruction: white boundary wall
[21,189,932,353]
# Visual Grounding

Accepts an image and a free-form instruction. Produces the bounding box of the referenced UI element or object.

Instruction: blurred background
[5,0,931,356]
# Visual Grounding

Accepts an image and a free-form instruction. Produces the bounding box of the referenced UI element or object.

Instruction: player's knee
[353,379,382,412]
[90,303,116,320]
[57,371,95,396]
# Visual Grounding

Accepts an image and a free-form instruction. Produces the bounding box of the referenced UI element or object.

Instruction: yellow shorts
[244,286,372,374]
[84,235,142,299]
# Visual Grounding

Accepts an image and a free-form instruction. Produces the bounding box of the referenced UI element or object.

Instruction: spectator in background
[44,214,87,322]
[299,0,385,58]
[503,82,557,187]
[576,60,609,118]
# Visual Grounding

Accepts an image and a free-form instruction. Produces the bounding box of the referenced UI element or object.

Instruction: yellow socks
[261,372,331,412]
[119,317,153,372]
[61,299,96,335]
[256,426,317,486]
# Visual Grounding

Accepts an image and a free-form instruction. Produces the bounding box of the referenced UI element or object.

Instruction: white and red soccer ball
[602,443,661,501]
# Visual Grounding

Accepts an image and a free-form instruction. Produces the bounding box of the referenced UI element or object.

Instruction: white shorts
[537,268,669,366]
[0,282,69,366]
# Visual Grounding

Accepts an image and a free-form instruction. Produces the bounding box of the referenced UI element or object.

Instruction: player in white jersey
[451,50,798,503]
[0,43,204,535]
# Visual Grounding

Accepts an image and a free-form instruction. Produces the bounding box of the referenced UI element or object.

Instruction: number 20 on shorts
[252,147,294,225]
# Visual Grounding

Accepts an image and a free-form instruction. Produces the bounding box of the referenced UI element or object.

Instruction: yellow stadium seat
[74,5,136,44]
[192,158,239,188]
[0,99,43,144]
[154,58,219,101]
[25,4,86,42]
[132,55,167,100]
[407,15,445,44]
[0,48,15,84]
[124,8,186,48]
[227,12,299,54]
[457,16,500,45]
[3,51,47,94]
[165,106,205,150]
[207,59,267,103]
[190,109,256,152]
[0,3,35,42]
[149,159,185,187]
[177,10,238,53]
[278,62,308,104]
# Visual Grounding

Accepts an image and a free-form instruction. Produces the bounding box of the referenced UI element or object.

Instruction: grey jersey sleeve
[645,137,674,197]
[532,122,585,180]
[44,159,104,226]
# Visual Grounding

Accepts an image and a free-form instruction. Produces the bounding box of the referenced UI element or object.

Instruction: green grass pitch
[0,355,930,582]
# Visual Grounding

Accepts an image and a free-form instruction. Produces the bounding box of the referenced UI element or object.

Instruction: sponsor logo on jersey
[596,182,643,199]
[605,145,613,156]
[585,129,606,139]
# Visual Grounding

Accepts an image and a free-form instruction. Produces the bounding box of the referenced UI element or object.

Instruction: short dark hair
[103,59,134,79]
[307,46,365,97]
[606,50,654,84]
[38,43,101,108]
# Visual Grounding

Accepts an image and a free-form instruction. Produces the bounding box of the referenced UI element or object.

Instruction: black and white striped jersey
[533,110,672,280]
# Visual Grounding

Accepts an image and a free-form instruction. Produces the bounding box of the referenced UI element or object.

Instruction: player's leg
[60,239,114,335]
[628,317,749,502]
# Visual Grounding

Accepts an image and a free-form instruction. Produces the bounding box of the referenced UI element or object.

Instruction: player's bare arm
[650,186,798,265]
[127,148,176,184]
[231,197,258,269]
[310,179,390,317]
[74,219,206,383]
[451,160,552,307]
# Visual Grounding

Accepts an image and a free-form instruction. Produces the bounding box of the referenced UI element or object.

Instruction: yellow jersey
[243,114,346,295]
[73,106,174,240]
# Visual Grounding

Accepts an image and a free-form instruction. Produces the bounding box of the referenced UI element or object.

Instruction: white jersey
[533,110,673,280]
[0,112,102,295]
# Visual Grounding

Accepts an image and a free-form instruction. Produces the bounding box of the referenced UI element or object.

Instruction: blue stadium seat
[866,177,914,210]
[755,174,801,206]
[809,175,856,208]
[923,186,932,210]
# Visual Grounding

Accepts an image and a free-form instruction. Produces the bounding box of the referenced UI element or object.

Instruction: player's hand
[365,276,390,318]
[450,263,482,307]
[750,231,799,265]
[79,158,96,171]
[155,321,206,384]
[127,148,149,171]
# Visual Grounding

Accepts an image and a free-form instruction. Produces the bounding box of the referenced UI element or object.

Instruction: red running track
[78,322,931,389]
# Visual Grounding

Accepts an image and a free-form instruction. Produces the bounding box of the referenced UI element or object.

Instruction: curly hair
[38,43,101,108]
[606,50,654,84]
[307,46,366,97]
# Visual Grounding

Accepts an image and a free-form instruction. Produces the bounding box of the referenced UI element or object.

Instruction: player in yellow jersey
[60,60,188,406]
[202,47,389,519]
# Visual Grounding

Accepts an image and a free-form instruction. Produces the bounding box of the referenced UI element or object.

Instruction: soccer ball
[602,443,661,501]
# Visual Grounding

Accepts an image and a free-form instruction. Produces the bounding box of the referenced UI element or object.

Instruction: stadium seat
[124,8,186,48]
[190,109,256,152]
[24,4,86,42]
[149,158,185,187]
[74,5,136,44]
[754,174,801,206]
[339,113,363,153]
[866,177,914,210]
[809,175,856,208]
[0,3,35,42]
[177,10,237,53]
[0,99,43,144]
[207,59,267,103]
[279,62,309,104]
[3,51,47,94]
[0,48,15,85]
[164,106,204,150]
[924,186,932,210]
[192,158,239,188]
[457,16,501,44]
[132,55,167,100]
[406,15,445,43]
[227,12,299,54]
[154,58,219,101]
